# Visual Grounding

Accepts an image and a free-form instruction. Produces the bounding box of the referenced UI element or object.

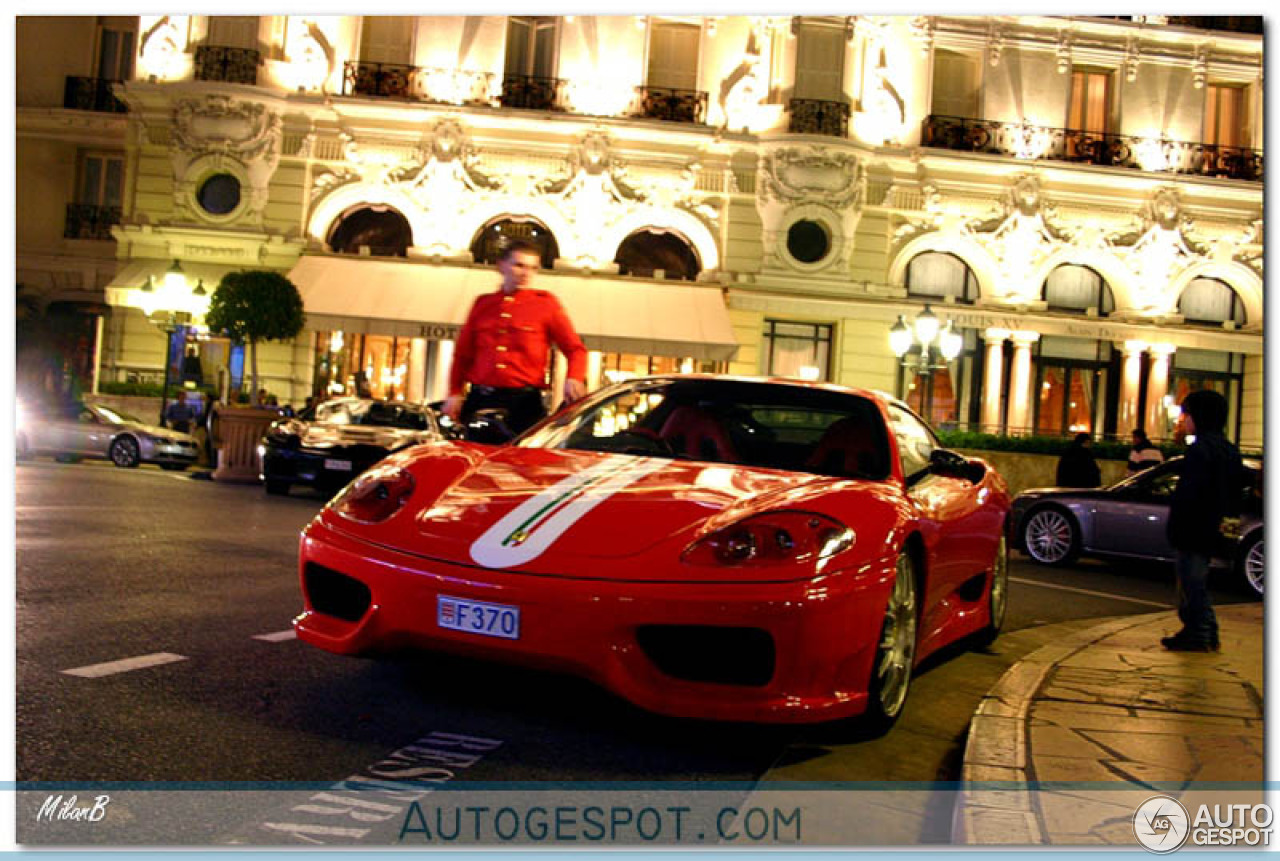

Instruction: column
[549,351,568,412]
[981,328,1010,432]
[1117,339,1147,435]
[1144,343,1176,439]
[587,351,604,392]
[1007,331,1040,433]
[406,337,427,403]
[426,339,454,403]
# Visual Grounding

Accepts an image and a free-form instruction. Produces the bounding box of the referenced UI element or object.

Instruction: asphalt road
[13,458,1254,846]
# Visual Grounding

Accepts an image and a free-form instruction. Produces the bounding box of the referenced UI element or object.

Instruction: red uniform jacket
[449,288,588,396]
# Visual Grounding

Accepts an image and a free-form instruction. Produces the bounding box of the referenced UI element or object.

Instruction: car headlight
[681,511,854,568]
[329,464,416,524]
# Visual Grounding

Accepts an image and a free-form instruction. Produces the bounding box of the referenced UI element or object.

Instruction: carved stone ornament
[759,147,861,209]
[396,119,504,198]
[170,95,282,223]
[536,131,644,203]
[963,175,1065,298]
[1107,189,1208,311]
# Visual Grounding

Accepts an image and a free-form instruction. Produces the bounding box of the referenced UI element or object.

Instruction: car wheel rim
[1245,540,1264,595]
[990,534,1009,628]
[1025,510,1072,564]
[112,440,137,467]
[875,553,917,718]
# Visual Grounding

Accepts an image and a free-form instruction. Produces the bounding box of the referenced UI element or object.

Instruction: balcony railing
[788,98,850,137]
[633,86,708,124]
[63,77,127,113]
[342,61,495,105]
[194,45,262,85]
[499,74,568,111]
[922,114,1263,182]
[64,204,121,241]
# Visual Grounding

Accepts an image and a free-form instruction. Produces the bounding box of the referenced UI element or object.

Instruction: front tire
[1236,532,1264,599]
[1021,506,1080,566]
[109,436,141,468]
[862,550,919,735]
[973,533,1009,647]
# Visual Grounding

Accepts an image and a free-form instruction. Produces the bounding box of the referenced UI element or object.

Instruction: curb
[950,613,1161,844]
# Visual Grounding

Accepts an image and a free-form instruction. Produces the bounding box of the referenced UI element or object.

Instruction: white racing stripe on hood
[469,454,666,569]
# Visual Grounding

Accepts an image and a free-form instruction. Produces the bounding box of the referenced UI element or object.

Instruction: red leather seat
[805,417,882,478]
[659,406,739,463]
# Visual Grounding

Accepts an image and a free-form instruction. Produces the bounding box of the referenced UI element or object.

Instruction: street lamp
[889,305,963,417]
[138,261,210,425]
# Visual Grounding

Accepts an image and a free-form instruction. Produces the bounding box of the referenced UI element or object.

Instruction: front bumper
[295,518,894,724]
[263,445,386,490]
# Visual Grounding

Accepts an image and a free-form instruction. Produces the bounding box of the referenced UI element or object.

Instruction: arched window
[1043,265,1115,315]
[327,206,412,257]
[614,229,700,280]
[905,252,978,303]
[471,217,559,269]
[1179,278,1246,327]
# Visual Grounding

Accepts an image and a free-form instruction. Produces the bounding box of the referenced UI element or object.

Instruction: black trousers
[462,385,547,437]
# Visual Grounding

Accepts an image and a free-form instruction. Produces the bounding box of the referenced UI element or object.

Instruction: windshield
[519,378,892,479]
[92,405,140,425]
[315,399,431,430]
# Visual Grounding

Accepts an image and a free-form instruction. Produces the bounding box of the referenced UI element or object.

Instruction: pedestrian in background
[163,390,198,434]
[443,238,587,436]
[1055,432,1101,488]
[1162,389,1242,652]
[1128,428,1164,473]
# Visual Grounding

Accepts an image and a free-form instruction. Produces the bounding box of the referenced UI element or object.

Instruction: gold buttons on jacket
[496,345,508,352]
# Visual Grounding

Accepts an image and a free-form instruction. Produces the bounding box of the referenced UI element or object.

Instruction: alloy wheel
[1024,508,1075,565]
[1244,538,1264,596]
[874,553,918,719]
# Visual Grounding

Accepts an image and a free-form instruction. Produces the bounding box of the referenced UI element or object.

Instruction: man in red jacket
[443,239,588,435]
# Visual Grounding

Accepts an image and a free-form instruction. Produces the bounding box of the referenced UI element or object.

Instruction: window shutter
[931,50,978,117]
[647,21,699,90]
[794,25,844,101]
[208,16,259,50]
[359,16,413,65]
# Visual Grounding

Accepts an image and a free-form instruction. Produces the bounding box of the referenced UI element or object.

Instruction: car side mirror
[466,409,515,445]
[930,447,979,482]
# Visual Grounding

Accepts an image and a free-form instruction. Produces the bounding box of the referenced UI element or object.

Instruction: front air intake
[636,625,775,687]
[304,563,372,622]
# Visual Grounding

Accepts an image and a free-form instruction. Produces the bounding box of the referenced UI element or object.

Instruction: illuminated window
[1204,83,1246,148]
[359,16,413,64]
[1067,68,1111,133]
[615,230,700,280]
[1043,265,1115,316]
[505,16,557,78]
[763,321,831,381]
[1179,278,1246,327]
[470,217,559,269]
[906,251,978,304]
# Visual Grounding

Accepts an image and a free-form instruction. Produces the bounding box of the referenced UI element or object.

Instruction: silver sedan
[1011,456,1263,598]
[16,400,200,470]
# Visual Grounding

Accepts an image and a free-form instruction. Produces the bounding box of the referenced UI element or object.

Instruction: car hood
[1015,486,1114,503]
[121,420,195,443]
[301,423,431,450]
[407,446,840,569]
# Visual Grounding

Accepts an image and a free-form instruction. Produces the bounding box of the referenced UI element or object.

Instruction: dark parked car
[259,397,443,496]
[1011,455,1263,597]
[16,400,199,470]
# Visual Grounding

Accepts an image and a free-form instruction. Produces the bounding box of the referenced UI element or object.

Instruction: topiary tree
[204,270,305,407]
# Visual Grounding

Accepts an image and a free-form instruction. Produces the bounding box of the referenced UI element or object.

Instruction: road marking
[253,629,297,642]
[61,652,188,678]
[1010,576,1172,609]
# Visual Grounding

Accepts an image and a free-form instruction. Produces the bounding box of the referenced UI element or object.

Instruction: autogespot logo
[1134,795,1191,853]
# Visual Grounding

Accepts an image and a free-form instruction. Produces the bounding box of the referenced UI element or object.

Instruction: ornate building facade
[16,15,1264,446]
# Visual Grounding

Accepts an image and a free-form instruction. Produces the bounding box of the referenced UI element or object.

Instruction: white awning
[286,255,740,362]
[103,260,268,311]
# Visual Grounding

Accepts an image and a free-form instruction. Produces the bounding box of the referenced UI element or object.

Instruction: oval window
[197,174,242,216]
[787,220,830,264]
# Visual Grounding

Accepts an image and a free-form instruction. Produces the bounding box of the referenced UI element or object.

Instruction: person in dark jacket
[1055,432,1102,488]
[1127,428,1165,473]
[1162,389,1242,652]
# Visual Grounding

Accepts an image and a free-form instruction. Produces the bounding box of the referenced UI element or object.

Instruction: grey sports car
[1011,456,1263,598]
[15,400,200,470]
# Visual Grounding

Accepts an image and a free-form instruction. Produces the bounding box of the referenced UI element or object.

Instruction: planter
[211,406,280,483]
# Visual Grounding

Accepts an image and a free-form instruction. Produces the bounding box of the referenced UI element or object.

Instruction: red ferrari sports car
[295,376,1010,729]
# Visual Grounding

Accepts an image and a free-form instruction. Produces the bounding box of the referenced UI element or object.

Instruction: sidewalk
[954,601,1265,844]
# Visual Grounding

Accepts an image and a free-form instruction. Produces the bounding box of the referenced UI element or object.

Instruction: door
[1091,462,1178,559]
